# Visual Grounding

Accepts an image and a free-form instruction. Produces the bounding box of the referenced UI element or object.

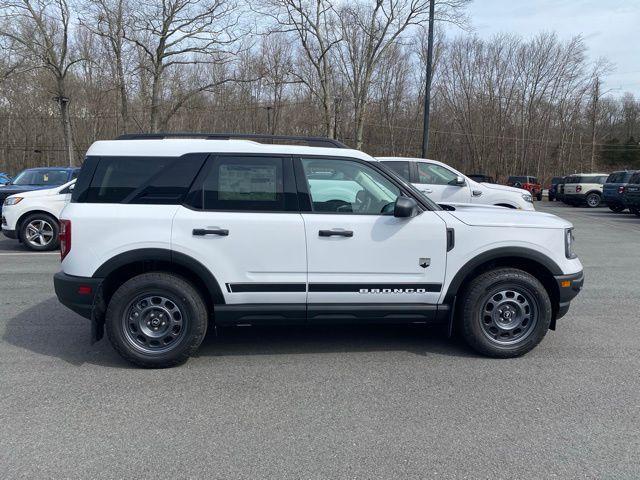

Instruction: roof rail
[116,132,348,149]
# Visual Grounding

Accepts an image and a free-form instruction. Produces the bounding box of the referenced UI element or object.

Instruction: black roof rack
[116,132,348,149]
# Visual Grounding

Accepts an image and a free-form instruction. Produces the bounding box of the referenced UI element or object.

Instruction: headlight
[522,193,533,203]
[3,196,23,206]
[565,228,576,259]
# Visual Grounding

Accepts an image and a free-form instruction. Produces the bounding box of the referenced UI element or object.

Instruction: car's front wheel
[106,272,208,368]
[19,213,59,251]
[459,268,552,358]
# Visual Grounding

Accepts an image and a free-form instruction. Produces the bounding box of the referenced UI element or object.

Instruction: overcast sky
[447,0,640,96]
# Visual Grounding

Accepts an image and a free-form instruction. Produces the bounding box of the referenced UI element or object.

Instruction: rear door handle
[193,228,229,236]
[319,229,353,237]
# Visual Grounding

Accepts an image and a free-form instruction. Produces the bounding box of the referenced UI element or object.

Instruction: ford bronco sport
[54,133,584,367]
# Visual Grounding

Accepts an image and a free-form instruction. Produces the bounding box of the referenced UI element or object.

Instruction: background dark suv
[603,170,638,213]
[548,176,564,201]
[623,172,640,216]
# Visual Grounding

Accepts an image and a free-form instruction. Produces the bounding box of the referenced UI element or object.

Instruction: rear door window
[200,156,296,212]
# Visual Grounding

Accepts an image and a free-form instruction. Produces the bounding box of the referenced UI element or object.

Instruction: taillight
[618,186,625,194]
[576,185,582,192]
[60,219,71,261]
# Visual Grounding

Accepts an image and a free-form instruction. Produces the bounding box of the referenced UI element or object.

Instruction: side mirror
[394,196,419,218]
[68,183,75,191]
[449,175,465,186]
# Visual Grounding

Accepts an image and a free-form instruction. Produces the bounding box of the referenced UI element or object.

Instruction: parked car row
[550,170,640,214]
[1,167,79,250]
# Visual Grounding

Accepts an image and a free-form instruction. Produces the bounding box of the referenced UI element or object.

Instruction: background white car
[1,180,75,251]
[378,157,534,210]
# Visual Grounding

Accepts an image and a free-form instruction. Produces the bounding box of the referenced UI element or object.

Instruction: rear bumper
[54,272,102,320]
[554,270,584,320]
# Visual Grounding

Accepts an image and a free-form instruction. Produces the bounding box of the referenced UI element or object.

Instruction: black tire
[536,192,543,201]
[585,192,601,208]
[459,268,552,358]
[19,213,59,251]
[106,272,208,368]
[608,203,625,213]
[631,207,640,217]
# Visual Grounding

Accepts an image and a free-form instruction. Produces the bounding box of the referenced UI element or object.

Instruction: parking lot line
[0,252,59,256]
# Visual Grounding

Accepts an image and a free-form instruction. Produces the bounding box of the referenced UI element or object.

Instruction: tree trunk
[150,67,162,132]
[57,90,75,167]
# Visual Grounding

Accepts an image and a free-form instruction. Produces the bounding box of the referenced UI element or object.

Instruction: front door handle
[193,228,229,236]
[422,188,433,194]
[319,229,353,237]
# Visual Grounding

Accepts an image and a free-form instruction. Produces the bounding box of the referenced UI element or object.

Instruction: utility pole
[421,0,436,159]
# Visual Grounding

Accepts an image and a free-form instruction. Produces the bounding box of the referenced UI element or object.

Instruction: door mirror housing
[449,175,466,186]
[393,196,419,218]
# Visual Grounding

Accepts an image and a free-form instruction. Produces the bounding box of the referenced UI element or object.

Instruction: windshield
[12,169,69,186]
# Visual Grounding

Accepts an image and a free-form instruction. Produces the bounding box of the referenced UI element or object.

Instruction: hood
[0,184,53,199]
[442,203,571,229]
[6,185,63,200]
[481,182,530,196]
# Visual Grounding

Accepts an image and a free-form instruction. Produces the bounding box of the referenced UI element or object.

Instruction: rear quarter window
[79,155,206,204]
[380,161,411,181]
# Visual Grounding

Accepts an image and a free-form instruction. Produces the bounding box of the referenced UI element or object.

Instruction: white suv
[378,157,534,210]
[2,180,75,251]
[54,134,583,367]
[563,173,609,208]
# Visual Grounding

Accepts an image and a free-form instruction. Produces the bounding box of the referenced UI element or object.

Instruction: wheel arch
[93,248,226,316]
[16,209,59,232]
[445,247,562,328]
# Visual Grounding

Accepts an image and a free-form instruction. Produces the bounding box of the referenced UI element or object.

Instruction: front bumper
[1,227,17,239]
[54,272,102,320]
[554,270,584,320]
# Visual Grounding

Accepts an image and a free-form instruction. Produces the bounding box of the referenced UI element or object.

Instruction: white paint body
[377,157,535,211]
[1,180,74,233]
[60,140,582,306]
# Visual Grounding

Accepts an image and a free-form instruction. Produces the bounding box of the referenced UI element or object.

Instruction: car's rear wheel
[106,272,208,368]
[585,192,601,208]
[19,213,59,251]
[536,192,543,201]
[608,203,625,213]
[459,268,552,358]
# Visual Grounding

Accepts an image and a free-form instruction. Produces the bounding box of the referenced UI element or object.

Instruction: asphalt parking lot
[1,202,639,479]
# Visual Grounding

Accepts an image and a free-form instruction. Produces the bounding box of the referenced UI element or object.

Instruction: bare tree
[261,0,340,138]
[123,0,242,132]
[336,0,469,149]
[81,0,131,132]
[0,0,85,166]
